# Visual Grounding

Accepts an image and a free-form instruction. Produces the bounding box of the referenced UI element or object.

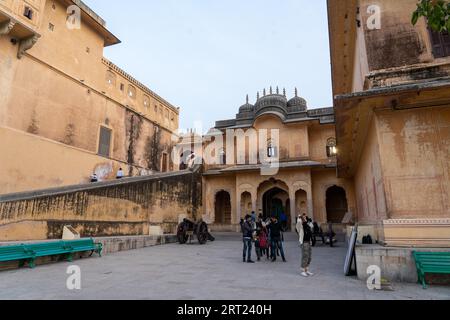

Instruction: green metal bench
[63,239,103,260]
[413,251,450,289]
[0,244,34,267]
[25,241,74,268]
[0,238,102,269]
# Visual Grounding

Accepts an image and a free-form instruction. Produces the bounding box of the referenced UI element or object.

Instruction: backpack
[258,231,269,249]
[362,235,373,244]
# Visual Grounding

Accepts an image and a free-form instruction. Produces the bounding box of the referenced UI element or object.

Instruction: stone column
[236,191,242,224]
[251,192,257,213]
[307,187,314,221]
[289,189,297,231]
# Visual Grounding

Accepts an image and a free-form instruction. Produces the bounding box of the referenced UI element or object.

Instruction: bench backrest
[413,251,450,263]
[25,241,66,252]
[64,239,95,248]
[0,245,29,255]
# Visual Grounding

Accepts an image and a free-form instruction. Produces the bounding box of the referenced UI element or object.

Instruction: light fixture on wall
[327,138,338,158]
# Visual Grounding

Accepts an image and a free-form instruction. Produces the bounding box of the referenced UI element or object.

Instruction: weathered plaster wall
[354,117,387,241]
[0,168,202,241]
[358,0,434,72]
[376,107,450,219]
[0,126,123,194]
[253,115,310,161]
[309,123,336,161]
[352,4,370,92]
[0,0,178,195]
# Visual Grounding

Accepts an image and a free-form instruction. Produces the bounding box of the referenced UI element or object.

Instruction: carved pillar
[307,190,314,221]
[251,191,257,213]
[236,189,242,224]
[289,189,297,231]
[17,34,40,59]
[0,19,16,36]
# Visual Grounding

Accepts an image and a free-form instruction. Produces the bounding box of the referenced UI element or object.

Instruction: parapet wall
[0,167,202,242]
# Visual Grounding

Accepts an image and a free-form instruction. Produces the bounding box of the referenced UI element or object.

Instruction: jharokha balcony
[0,0,41,59]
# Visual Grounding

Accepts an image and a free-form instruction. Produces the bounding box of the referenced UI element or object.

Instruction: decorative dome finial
[263,88,266,96]
[246,94,249,104]
[295,87,298,97]
[257,91,260,100]
[276,86,279,95]
[283,88,286,97]
[270,86,273,95]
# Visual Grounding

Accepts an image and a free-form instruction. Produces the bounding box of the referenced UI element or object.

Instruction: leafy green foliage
[412,0,450,31]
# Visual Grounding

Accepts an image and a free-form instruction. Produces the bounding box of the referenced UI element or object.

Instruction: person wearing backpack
[255,216,270,261]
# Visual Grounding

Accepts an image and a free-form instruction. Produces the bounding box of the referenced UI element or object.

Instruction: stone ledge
[356,245,450,283]
[383,219,450,248]
[94,234,178,255]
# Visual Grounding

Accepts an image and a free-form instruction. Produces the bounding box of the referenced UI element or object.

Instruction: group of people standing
[240,213,286,264]
[240,212,314,277]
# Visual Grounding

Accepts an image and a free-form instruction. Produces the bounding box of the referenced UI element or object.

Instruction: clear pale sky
[83,0,332,132]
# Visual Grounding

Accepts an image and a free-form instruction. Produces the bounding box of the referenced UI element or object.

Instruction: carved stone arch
[292,181,311,194]
[214,189,232,225]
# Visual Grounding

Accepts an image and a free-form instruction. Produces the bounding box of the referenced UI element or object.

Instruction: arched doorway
[215,191,232,224]
[262,187,290,229]
[295,189,308,216]
[240,192,252,218]
[326,186,348,223]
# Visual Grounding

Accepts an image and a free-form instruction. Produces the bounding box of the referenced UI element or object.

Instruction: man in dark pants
[240,215,255,263]
[267,216,287,262]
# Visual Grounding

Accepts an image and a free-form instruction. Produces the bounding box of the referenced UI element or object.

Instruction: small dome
[255,94,288,110]
[239,103,254,113]
[239,95,254,113]
[287,88,307,112]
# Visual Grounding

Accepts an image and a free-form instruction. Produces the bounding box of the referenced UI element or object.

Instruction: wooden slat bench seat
[413,251,450,289]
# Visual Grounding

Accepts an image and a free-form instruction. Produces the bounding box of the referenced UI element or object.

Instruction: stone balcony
[0,6,40,59]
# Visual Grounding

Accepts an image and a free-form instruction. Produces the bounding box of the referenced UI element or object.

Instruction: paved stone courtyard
[0,233,449,300]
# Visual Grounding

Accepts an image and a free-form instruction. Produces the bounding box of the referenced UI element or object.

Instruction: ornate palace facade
[202,89,355,232]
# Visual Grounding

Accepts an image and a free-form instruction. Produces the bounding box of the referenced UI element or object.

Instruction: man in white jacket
[296,214,314,277]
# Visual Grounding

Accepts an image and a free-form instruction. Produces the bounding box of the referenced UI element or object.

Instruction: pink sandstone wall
[376,107,450,219]
[354,116,388,239]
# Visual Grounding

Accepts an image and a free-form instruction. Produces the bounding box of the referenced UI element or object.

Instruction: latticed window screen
[429,29,450,58]
[98,126,112,157]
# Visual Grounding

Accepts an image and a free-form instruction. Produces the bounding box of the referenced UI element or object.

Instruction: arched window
[326,138,337,158]
[106,71,116,86]
[128,85,136,99]
[143,95,150,110]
